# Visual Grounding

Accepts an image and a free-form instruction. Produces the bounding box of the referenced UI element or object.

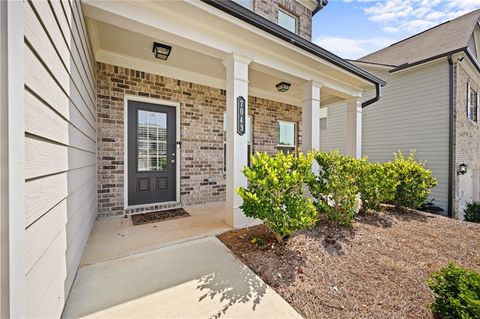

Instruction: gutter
[361,82,381,108]
[312,0,328,16]
[201,0,386,87]
[389,48,466,73]
[447,54,454,218]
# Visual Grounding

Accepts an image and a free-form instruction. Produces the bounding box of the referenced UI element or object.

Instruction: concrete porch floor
[63,202,301,318]
[80,202,232,266]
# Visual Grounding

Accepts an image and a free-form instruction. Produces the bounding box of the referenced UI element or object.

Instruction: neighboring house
[321,9,480,218]
[1,0,384,318]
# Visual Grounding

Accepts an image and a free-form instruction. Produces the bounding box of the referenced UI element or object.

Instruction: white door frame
[123,95,181,210]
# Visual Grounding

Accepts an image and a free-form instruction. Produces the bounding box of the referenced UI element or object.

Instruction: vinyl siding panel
[322,61,450,211]
[320,104,347,153]
[24,1,97,318]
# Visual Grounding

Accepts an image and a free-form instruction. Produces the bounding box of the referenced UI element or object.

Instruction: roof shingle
[358,9,480,67]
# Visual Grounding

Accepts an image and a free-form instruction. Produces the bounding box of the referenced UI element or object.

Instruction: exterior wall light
[152,42,172,60]
[458,163,468,175]
[276,82,291,92]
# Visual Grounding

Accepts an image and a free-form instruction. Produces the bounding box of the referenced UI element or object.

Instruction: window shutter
[477,91,480,123]
[467,82,471,119]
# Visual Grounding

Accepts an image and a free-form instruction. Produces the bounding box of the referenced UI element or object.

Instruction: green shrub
[427,262,480,319]
[308,151,361,226]
[237,151,317,243]
[383,151,437,209]
[356,159,398,213]
[464,202,480,223]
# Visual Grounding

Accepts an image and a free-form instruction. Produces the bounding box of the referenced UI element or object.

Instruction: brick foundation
[96,62,302,217]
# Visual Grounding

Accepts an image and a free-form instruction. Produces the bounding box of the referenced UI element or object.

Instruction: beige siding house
[25,0,97,317]
[1,0,385,317]
[322,9,480,217]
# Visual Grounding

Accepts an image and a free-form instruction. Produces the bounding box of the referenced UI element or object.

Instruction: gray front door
[128,101,176,206]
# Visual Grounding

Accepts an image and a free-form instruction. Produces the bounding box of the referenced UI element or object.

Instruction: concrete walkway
[62,236,302,319]
[80,203,231,266]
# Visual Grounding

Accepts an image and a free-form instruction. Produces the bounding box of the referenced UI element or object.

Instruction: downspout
[447,53,454,218]
[361,82,381,108]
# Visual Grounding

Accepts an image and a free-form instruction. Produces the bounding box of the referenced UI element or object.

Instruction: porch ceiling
[83,0,376,100]
[87,13,345,106]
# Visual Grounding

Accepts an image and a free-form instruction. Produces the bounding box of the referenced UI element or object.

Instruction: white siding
[320,104,348,153]
[24,1,97,318]
[322,60,450,211]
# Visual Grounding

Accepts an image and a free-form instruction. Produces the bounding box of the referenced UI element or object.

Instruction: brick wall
[97,62,302,217]
[253,0,313,41]
[452,62,480,218]
[250,96,302,154]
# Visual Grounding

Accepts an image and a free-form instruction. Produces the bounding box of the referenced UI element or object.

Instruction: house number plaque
[237,96,246,136]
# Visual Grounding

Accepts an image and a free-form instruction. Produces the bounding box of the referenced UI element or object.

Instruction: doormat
[131,208,190,226]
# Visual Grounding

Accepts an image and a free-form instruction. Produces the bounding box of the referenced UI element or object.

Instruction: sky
[312,0,480,60]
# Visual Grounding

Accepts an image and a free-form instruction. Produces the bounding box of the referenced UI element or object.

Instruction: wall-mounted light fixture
[152,42,172,60]
[458,163,467,175]
[276,82,291,93]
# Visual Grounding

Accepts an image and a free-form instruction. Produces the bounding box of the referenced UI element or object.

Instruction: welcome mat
[131,208,190,225]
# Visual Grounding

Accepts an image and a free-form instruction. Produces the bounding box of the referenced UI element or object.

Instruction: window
[278,9,297,34]
[137,110,167,172]
[467,82,479,122]
[320,108,328,130]
[232,0,252,9]
[224,113,252,172]
[277,120,296,154]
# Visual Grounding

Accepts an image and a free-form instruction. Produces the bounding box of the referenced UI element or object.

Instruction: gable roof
[358,9,480,67]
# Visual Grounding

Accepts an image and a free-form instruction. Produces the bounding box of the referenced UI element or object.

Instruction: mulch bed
[217,208,480,319]
[131,208,190,225]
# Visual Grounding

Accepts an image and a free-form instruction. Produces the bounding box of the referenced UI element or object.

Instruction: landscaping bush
[383,151,437,209]
[237,151,317,243]
[464,202,480,223]
[427,262,480,319]
[308,151,361,226]
[356,159,398,213]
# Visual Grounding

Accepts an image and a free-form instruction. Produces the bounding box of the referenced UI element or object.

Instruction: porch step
[125,202,181,215]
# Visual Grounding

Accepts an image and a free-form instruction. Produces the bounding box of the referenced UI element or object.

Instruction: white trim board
[2,1,26,317]
[123,95,181,210]
[96,49,301,106]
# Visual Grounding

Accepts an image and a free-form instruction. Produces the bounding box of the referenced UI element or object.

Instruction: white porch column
[346,98,362,159]
[223,53,253,228]
[301,81,321,153]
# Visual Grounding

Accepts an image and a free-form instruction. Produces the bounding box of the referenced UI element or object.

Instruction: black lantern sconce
[458,163,467,175]
[152,42,172,60]
[276,82,291,92]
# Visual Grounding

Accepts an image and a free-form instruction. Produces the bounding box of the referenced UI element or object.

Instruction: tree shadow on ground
[357,206,434,229]
[196,266,268,319]
[299,219,356,255]
[196,255,268,318]
[214,225,308,316]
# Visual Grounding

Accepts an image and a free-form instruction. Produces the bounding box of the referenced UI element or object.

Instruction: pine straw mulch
[217,208,480,319]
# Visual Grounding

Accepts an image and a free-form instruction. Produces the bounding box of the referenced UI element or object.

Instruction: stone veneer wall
[253,0,313,41]
[452,62,480,218]
[97,62,302,217]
